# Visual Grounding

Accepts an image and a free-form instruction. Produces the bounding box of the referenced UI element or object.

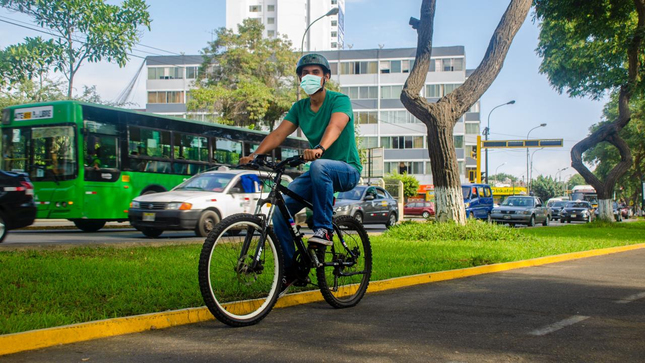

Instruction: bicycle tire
[316,215,372,308]
[198,214,283,327]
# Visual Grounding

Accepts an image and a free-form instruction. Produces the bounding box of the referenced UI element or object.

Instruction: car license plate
[503,215,510,219]
[143,212,155,222]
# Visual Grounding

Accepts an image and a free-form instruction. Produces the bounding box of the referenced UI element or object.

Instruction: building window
[380,136,424,149]
[331,31,337,38]
[425,84,441,98]
[339,61,377,75]
[331,42,337,48]
[444,84,459,95]
[147,91,185,104]
[268,4,275,11]
[148,67,183,80]
[358,136,378,149]
[268,30,275,37]
[353,111,378,124]
[380,85,403,99]
[454,135,464,148]
[267,17,275,24]
[249,5,261,12]
[390,60,401,73]
[185,66,198,79]
[465,123,480,135]
[331,20,337,26]
[331,0,337,4]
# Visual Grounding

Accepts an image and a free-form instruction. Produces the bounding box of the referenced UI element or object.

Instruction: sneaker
[308,228,333,246]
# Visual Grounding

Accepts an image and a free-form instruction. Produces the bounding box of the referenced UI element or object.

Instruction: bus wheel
[195,210,220,237]
[141,227,163,238]
[73,219,106,232]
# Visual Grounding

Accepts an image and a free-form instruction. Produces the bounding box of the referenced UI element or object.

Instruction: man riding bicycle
[239,53,362,292]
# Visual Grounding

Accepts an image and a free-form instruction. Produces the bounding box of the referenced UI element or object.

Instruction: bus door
[82,121,125,219]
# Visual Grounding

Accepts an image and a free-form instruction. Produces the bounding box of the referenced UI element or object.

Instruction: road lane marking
[615,291,645,304]
[529,315,589,336]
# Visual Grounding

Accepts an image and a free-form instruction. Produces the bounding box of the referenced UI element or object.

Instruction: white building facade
[144,46,480,185]
[226,0,345,51]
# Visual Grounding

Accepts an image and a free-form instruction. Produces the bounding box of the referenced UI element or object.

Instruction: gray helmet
[296,53,331,76]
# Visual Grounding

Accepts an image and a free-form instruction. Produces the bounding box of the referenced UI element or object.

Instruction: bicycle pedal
[293,277,310,287]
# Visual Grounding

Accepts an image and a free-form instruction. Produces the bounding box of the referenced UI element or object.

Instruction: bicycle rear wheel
[198,214,283,327]
[316,215,372,308]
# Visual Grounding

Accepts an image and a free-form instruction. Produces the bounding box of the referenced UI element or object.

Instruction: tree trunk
[570,1,645,222]
[597,199,614,221]
[401,0,532,224]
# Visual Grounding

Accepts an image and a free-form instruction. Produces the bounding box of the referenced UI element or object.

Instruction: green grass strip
[1,220,644,335]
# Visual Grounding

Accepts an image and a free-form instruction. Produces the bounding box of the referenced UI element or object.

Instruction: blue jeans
[272,159,360,268]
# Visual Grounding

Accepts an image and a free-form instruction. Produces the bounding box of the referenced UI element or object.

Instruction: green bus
[1,101,308,231]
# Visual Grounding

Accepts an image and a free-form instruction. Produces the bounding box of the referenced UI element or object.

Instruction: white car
[128,170,293,238]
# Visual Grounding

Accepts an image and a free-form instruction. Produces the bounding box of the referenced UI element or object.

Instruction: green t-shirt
[284,90,362,173]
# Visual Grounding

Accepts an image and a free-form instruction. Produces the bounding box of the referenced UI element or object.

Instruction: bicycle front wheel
[198,214,283,327]
[316,215,372,308]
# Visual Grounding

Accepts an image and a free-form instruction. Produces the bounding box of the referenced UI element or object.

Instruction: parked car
[404,201,435,218]
[562,201,595,223]
[619,205,632,219]
[128,170,294,237]
[0,171,37,243]
[490,195,550,227]
[462,184,494,220]
[549,200,568,221]
[334,185,399,228]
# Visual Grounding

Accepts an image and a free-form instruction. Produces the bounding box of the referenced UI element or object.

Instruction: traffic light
[471,149,477,159]
[468,170,476,183]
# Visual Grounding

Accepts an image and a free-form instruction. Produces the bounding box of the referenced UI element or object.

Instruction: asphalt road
[3,248,644,362]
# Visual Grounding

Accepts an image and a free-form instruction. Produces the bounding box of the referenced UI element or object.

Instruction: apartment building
[144,46,480,184]
[227,0,345,52]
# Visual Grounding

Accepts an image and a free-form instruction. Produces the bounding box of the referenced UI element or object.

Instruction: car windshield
[174,173,236,192]
[461,186,471,200]
[553,201,567,207]
[337,186,366,200]
[566,202,588,208]
[502,197,533,207]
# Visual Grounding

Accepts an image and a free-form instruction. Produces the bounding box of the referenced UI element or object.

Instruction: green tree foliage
[530,175,559,202]
[188,19,298,129]
[0,37,61,90]
[384,173,420,199]
[584,92,645,207]
[489,172,518,184]
[1,0,151,98]
[533,0,645,217]
[566,174,587,190]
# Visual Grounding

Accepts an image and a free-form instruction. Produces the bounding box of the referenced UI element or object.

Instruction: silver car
[334,185,399,228]
[491,195,550,227]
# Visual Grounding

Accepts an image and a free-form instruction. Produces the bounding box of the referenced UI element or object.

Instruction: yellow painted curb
[2,243,644,356]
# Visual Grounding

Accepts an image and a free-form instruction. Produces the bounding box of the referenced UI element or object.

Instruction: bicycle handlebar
[240,154,306,172]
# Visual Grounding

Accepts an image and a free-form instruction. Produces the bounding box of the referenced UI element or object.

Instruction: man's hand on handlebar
[239,154,256,165]
[303,148,323,161]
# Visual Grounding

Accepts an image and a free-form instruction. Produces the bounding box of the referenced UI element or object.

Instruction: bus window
[173,133,208,162]
[129,126,171,159]
[214,138,242,165]
[2,128,28,173]
[31,126,76,180]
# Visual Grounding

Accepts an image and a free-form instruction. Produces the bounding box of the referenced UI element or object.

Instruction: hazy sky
[0,0,608,182]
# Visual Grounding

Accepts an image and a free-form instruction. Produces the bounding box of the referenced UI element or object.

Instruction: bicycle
[198,155,372,327]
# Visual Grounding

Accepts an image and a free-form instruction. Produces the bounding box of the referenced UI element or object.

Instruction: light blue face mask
[300,74,323,95]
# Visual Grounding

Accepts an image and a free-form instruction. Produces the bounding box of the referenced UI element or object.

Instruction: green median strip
[2,220,644,337]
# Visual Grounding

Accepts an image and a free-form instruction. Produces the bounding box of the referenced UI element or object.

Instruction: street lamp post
[526,123,546,194]
[494,162,507,185]
[485,100,515,184]
[300,7,339,55]
[530,148,545,187]
[556,167,568,197]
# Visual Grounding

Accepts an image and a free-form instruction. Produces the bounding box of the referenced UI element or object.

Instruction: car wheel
[352,211,363,224]
[528,215,536,227]
[195,210,221,237]
[567,218,571,223]
[385,213,397,229]
[0,211,7,243]
[73,219,106,232]
[141,227,163,238]
[422,211,430,219]
[543,216,549,227]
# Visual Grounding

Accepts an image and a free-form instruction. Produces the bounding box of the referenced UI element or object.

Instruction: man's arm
[239,120,298,164]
